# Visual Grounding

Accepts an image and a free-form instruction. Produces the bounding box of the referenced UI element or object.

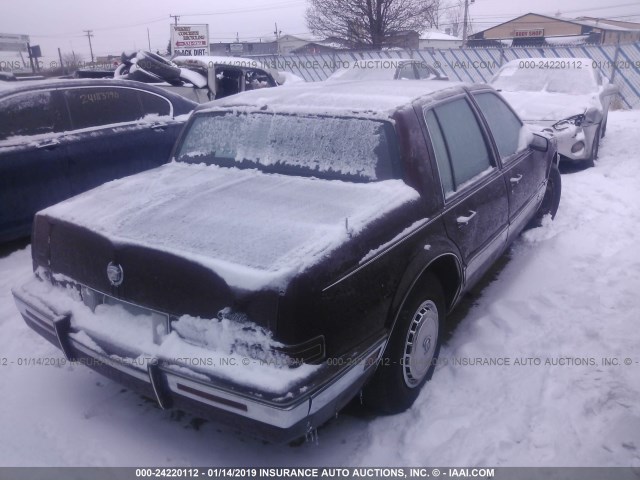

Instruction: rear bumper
[12,285,384,443]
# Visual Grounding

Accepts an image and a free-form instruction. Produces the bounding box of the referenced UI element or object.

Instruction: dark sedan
[13,80,560,442]
[0,78,196,242]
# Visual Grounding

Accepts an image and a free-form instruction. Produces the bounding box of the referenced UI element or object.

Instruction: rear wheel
[363,274,445,414]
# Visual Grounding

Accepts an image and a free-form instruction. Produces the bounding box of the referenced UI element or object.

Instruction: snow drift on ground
[0,110,639,467]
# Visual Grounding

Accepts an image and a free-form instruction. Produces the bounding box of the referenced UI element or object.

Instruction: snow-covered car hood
[499,90,601,124]
[40,162,420,291]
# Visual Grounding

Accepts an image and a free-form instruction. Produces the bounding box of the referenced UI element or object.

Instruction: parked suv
[13,80,560,442]
[0,78,196,242]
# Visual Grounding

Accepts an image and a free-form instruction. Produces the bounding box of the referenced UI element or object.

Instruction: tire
[137,51,181,81]
[601,114,608,138]
[126,63,165,83]
[363,274,445,414]
[113,63,129,79]
[528,163,561,228]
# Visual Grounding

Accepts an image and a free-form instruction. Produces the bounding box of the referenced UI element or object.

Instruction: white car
[491,58,618,167]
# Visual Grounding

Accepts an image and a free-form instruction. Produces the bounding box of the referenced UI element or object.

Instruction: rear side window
[397,63,417,80]
[473,92,525,160]
[64,87,143,130]
[416,63,439,79]
[139,91,171,117]
[425,97,493,196]
[0,91,65,142]
[245,69,277,91]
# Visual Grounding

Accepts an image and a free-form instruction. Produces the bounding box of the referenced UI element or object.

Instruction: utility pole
[26,42,35,73]
[170,14,180,26]
[58,47,64,74]
[462,0,474,47]
[274,23,281,54]
[83,30,94,64]
[147,28,151,50]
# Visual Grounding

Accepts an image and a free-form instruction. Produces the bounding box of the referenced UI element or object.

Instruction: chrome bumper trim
[13,285,385,431]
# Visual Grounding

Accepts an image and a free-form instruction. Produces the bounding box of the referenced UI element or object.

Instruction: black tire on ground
[601,114,608,138]
[137,51,181,81]
[362,273,445,414]
[528,163,562,229]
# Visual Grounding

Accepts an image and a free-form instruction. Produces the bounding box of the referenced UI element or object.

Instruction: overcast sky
[1,0,638,64]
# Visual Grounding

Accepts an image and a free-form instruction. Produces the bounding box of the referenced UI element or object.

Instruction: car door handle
[36,140,60,150]
[456,210,477,227]
[510,174,523,185]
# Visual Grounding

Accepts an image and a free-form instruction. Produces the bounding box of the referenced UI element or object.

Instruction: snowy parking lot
[0,109,639,467]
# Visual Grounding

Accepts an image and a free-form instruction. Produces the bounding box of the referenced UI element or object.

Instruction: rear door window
[139,91,171,117]
[397,63,418,79]
[425,97,494,196]
[0,91,67,142]
[64,87,144,130]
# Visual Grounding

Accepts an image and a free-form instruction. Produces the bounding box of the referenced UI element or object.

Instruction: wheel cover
[403,300,439,388]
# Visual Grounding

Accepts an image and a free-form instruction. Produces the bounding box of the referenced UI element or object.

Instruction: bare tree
[62,52,84,70]
[306,0,441,50]
[436,0,472,38]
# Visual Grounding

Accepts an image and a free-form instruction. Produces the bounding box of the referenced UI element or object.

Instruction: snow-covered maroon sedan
[13,80,560,442]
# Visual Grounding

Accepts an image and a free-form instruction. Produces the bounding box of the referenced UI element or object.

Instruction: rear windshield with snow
[175,111,399,182]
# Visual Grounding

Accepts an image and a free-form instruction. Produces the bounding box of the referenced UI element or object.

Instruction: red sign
[514,29,544,38]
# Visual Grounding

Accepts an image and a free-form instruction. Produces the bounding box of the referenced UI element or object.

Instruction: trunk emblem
[107,262,124,286]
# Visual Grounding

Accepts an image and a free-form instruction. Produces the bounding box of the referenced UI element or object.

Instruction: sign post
[170,24,210,57]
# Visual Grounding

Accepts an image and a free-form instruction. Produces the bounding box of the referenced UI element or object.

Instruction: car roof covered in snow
[195,80,466,118]
[0,77,196,102]
[0,77,64,93]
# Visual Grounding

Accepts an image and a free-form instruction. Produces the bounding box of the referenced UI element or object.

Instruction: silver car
[491,58,618,167]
